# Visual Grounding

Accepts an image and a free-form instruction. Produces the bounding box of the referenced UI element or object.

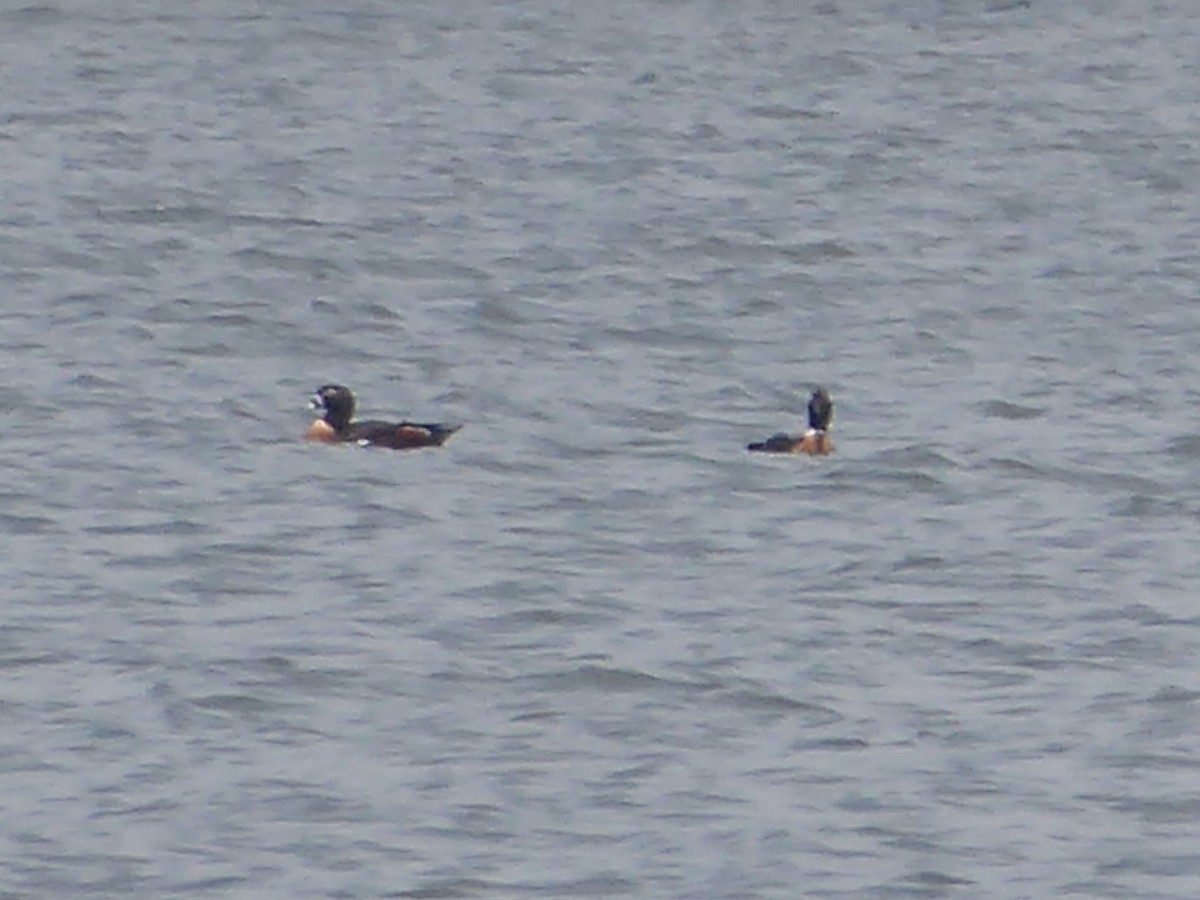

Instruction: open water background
[4,1,1200,897]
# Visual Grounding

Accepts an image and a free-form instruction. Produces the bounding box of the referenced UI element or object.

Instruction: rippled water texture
[4,1,1200,897]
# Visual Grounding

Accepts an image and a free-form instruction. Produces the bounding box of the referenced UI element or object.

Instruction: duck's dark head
[310,384,356,432]
[807,387,833,432]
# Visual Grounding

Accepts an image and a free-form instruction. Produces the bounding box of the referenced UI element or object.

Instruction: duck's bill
[309,395,323,410]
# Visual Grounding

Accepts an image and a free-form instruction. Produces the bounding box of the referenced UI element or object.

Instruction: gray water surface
[4,1,1200,897]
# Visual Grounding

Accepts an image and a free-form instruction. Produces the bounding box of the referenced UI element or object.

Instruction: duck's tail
[423,423,462,446]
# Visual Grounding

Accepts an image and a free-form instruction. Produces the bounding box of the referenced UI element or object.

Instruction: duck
[747,387,834,455]
[305,384,461,450]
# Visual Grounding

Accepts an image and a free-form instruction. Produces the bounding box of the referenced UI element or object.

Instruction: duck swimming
[747,387,834,455]
[305,384,460,450]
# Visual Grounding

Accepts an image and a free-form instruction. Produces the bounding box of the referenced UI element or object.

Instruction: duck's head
[310,384,356,431]
[807,387,833,432]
